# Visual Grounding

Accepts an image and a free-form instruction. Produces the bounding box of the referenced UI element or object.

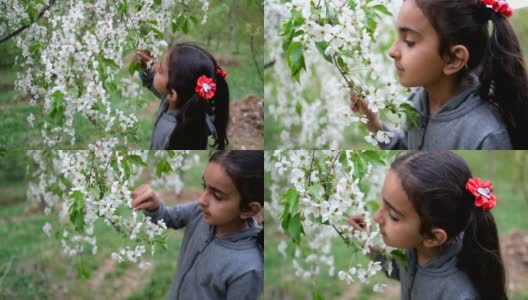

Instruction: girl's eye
[403,40,415,47]
[389,214,400,222]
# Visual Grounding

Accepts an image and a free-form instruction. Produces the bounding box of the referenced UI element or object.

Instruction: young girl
[132,150,263,300]
[351,0,528,149]
[136,43,229,150]
[349,151,507,300]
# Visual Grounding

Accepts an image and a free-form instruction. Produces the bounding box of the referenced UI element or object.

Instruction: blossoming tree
[267,150,406,297]
[264,0,418,149]
[0,0,209,148]
[27,150,200,275]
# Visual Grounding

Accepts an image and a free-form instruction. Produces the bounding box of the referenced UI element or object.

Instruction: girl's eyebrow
[399,26,421,36]
[383,197,405,217]
[202,176,227,195]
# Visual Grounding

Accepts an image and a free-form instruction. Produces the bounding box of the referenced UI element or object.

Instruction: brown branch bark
[0,0,57,44]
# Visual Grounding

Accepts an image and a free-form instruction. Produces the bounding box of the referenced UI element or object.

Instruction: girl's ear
[423,228,448,248]
[240,202,262,220]
[443,45,469,76]
[167,89,178,105]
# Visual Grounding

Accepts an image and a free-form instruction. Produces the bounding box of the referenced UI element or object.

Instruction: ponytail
[210,73,229,150]
[459,210,508,300]
[479,14,528,149]
[168,95,209,149]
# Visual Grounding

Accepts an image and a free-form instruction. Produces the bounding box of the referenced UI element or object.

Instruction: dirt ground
[501,228,528,295]
[227,94,264,150]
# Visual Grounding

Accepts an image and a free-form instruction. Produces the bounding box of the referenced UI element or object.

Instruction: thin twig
[306,150,316,186]
[0,0,57,43]
[250,32,264,82]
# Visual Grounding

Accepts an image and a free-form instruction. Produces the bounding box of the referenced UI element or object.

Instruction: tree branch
[0,0,57,44]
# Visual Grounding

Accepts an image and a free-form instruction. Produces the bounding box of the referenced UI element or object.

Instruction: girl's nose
[388,40,399,60]
[198,191,207,206]
[373,206,383,225]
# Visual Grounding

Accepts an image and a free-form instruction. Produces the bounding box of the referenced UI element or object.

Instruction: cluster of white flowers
[267,150,392,293]
[27,150,199,267]
[264,0,412,149]
[1,0,209,148]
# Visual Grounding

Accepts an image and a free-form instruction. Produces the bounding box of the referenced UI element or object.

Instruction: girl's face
[374,169,424,249]
[388,0,447,88]
[153,50,171,96]
[198,162,245,228]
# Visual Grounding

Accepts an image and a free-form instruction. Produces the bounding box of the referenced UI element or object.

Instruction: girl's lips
[201,210,211,218]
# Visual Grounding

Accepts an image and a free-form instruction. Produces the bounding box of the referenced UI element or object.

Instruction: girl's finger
[132,190,151,209]
[132,184,148,198]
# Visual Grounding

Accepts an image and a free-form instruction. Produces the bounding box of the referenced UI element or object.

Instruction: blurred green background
[264,150,528,300]
[0,0,263,149]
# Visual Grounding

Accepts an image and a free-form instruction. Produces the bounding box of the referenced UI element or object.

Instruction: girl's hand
[347,215,369,232]
[136,50,156,70]
[132,184,161,212]
[349,90,382,133]
[347,216,379,258]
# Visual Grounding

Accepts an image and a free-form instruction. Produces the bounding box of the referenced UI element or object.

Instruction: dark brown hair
[391,151,507,300]
[412,0,528,149]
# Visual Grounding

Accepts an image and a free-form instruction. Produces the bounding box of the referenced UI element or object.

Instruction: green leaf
[172,14,186,34]
[102,57,120,69]
[154,233,169,250]
[286,42,306,82]
[295,102,302,115]
[122,158,132,180]
[128,154,147,167]
[372,4,392,16]
[362,150,385,165]
[128,59,142,75]
[49,90,65,126]
[156,159,172,177]
[314,41,332,63]
[366,200,379,213]
[288,213,303,245]
[282,188,299,215]
[26,4,38,22]
[68,191,85,233]
[153,0,161,6]
[338,151,347,165]
[77,257,91,279]
[181,18,190,34]
[400,102,420,129]
[391,249,408,271]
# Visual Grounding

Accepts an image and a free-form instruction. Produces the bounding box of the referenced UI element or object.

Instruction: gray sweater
[144,201,263,300]
[380,77,512,150]
[379,238,478,300]
[139,68,218,150]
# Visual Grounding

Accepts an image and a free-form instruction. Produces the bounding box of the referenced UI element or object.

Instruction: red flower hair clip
[480,0,514,18]
[216,67,227,79]
[195,75,216,100]
[465,177,497,211]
